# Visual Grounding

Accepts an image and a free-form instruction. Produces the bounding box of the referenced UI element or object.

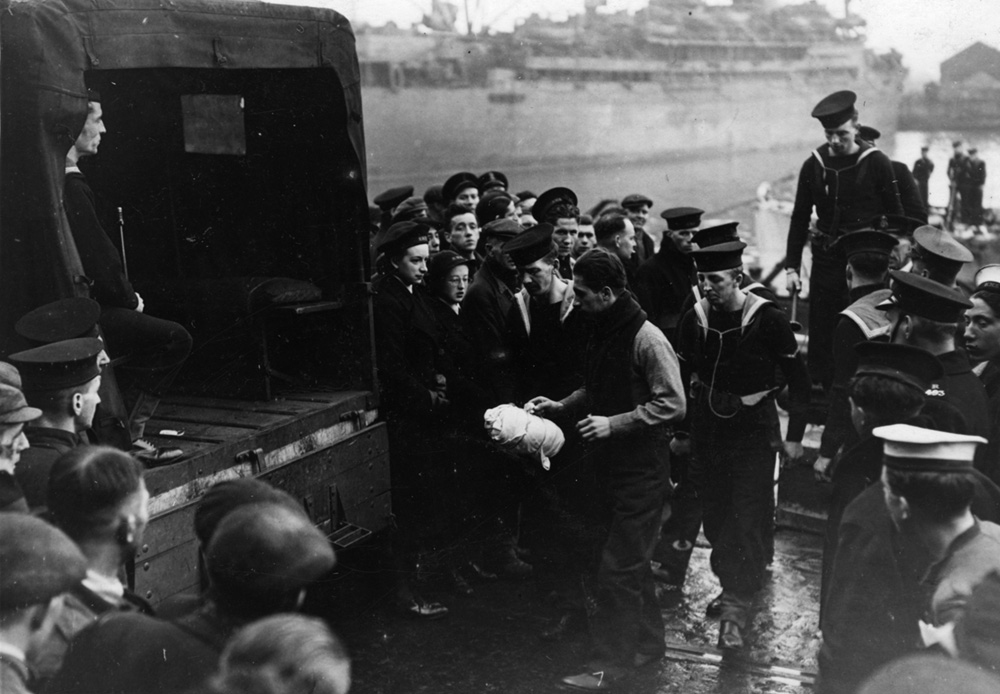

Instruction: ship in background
[358,0,906,181]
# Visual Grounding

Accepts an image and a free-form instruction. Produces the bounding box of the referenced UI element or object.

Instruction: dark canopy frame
[0,0,368,353]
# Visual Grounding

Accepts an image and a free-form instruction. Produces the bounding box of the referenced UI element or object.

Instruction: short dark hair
[22,387,77,417]
[972,289,1000,318]
[48,445,144,542]
[594,214,627,242]
[884,468,976,522]
[579,214,594,225]
[596,206,628,222]
[849,374,924,425]
[443,203,475,232]
[909,314,958,342]
[574,249,627,293]
[848,251,890,280]
[544,202,580,225]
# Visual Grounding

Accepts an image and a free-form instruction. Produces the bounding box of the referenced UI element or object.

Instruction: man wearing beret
[786,90,903,391]
[505,224,587,403]
[814,229,897,482]
[49,502,335,694]
[879,271,991,454]
[463,218,530,406]
[620,194,656,267]
[7,338,104,511]
[635,207,702,343]
[529,250,685,689]
[0,513,87,694]
[64,91,192,460]
[676,241,809,650]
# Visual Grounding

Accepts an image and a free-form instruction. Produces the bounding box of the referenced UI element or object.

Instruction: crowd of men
[4,85,1000,694]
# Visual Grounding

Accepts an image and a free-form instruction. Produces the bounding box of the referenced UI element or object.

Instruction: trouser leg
[653,449,701,584]
[589,463,667,667]
[805,246,849,391]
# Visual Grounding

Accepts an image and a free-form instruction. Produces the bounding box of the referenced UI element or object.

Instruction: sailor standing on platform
[785,90,903,390]
[676,241,810,650]
[912,146,934,211]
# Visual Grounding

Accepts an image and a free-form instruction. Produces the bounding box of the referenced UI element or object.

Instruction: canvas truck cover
[0,0,367,351]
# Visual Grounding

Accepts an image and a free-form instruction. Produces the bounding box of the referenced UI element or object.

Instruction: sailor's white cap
[873,424,986,472]
[974,264,1000,293]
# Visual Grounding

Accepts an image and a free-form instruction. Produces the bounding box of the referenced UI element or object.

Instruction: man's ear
[71,392,84,416]
[845,264,854,283]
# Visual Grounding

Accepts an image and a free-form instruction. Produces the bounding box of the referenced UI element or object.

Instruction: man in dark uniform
[857,125,928,222]
[529,250,685,689]
[635,207,703,343]
[621,194,656,267]
[819,341,943,607]
[373,185,414,233]
[442,171,481,212]
[0,514,87,694]
[966,148,987,228]
[879,270,991,453]
[463,217,528,406]
[913,146,934,211]
[49,502,335,694]
[64,91,191,461]
[533,187,581,280]
[785,90,903,389]
[478,170,508,194]
[948,140,968,224]
[8,338,104,511]
[677,241,810,649]
[505,224,587,402]
[814,228,898,482]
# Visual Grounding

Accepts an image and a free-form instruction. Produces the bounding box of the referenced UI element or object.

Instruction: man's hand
[526,396,564,417]
[429,390,450,410]
[813,455,832,482]
[782,441,804,466]
[669,436,691,457]
[785,269,801,294]
[576,415,611,441]
[134,292,145,313]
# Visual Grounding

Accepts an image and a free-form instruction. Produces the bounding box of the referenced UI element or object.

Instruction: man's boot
[129,390,183,463]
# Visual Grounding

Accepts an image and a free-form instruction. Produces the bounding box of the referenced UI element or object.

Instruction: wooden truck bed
[131,389,389,606]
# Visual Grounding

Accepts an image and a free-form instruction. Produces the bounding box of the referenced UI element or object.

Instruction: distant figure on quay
[912,145,934,211]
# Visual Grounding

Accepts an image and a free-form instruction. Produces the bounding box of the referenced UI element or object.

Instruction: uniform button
[143,562,150,571]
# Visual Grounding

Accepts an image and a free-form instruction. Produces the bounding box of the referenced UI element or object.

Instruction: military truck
[0,0,387,605]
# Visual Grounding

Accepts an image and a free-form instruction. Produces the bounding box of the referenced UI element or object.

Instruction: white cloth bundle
[483,404,565,470]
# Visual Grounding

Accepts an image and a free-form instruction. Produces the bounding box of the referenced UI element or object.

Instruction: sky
[273,0,1000,88]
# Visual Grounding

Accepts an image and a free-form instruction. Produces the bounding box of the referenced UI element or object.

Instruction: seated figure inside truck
[63,91,192,463]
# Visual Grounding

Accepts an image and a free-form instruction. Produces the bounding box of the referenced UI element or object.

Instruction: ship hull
[362,71,903,181]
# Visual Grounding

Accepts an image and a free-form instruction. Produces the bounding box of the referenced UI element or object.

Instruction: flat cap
[871,214,926,237]
[533,187,578,225]
[375,221,431,256]
[16,298,101,344]
[690,240,746,272]
[514,190,537,204]
[478,170,508,192]
[206,502,336,601]
[857,124,881,142]
[442,172,480,203]
[661,207,704,231]
[481,217,521,240]
[194,478,304,546]
[873,423,985,473]
[373,185,414,211]
[970,147,979,154]
[503,223,555,267]
[621,193,653,210]
[0,362,21,389]
[423,184,445,205]
[0,383,41,424]
[974,264,1000,292]
[833,229,898,258]
[878,270,972,323]
[914,226,974,264]
[8,337,104,392]
[693,221,739,249]
[953,140,963,148]
[427,250,471,284]
[812,90,857,129]
[0,513,87,611]
[853,342,943,393]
